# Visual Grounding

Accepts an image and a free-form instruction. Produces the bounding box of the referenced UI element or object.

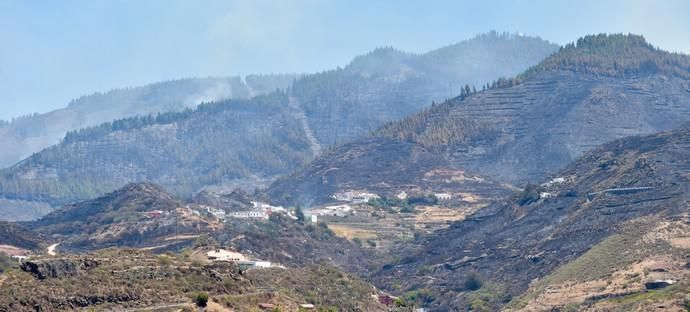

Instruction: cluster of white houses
[196,201,288,221]
[332,191,380,204]
[337,190,453,203]
[308,204,354,217]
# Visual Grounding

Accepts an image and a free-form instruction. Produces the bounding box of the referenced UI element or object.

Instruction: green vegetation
[368,193,438,213]
[0,92,313,205]
[0,253,18,273]
[486,33,690,91]
[375,101,497,149]
[194,292,209,307]
[517,183,543,206]
[463,272,483,291]
[295,205,306,222]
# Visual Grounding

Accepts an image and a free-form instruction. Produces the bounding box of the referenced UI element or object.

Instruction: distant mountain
[374,122,690,311]
[268,34,690,206]
[291,31,558,145]
[0,92,313,210]
[0,32,557,218]
[0,75,297,169]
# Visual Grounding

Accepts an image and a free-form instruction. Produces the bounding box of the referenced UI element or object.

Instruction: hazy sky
[1,0,689,120]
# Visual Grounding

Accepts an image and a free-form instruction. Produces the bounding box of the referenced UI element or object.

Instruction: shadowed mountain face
[0,75,296,169]
[268,34,690,206]
[373,123,690,310]
[0,221,45,251]
[0,33,557,219]
[0,92,313,210]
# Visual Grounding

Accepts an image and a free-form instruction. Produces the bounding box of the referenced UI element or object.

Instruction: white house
[236,260,276,270]
[309,204,353,217]
[251,201,286,213]
[206,206,226,220]
[228,210,269,220]
[540,192,554,199]
[434,193,452,200]
[541,177,566,187]
[352,193,379,204]
[253,261,272,268]
[396,191,408,200]
[207,249,247,262]
[332,191,379,204]
[11,255,27,262]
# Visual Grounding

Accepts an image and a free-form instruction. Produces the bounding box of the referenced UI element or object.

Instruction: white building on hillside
[434,193,452,200]
[228,210,269,220]
[309,204,353,217]
[251,201,286,213]
[206,206,226,220]
[207,249,247,262]
[332,191,379,204]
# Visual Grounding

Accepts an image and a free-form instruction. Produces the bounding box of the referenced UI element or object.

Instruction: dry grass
[509,217,690,311]
[327,224,378,240]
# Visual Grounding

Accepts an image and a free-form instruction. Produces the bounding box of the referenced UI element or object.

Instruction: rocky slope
[269,34,690,206]
[0,249,389,312]
[0,75,295,169]
[26,182,381,276]
[27,182,202,251]
[0,32,557,218]
[268,137,512,207]
[374,123,690,311]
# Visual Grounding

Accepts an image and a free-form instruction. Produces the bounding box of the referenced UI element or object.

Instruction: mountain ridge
[0,33,558,219]
[267,34,690,207]
[0,75,297,169]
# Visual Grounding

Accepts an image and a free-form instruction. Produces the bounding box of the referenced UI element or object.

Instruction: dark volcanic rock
[645,280,676,290]
[21,257,99,279]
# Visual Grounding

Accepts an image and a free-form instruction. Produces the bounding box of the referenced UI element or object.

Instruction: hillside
[269,34,690,206]
[0,92,313,210]
[373,123,690,311]
[0,221,45,252]
[0,249,389,311]
[0,32,557,219]
[27,182,205,251]
[268,137,512,207]
[0,75,295,169]
[26,182,381,276]
[292,32,558,145]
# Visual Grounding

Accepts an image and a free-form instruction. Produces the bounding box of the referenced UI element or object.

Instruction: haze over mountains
[0,32,557,219]
[3,27,690,311]
[270,34,690,206]
[0,75,297,169]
